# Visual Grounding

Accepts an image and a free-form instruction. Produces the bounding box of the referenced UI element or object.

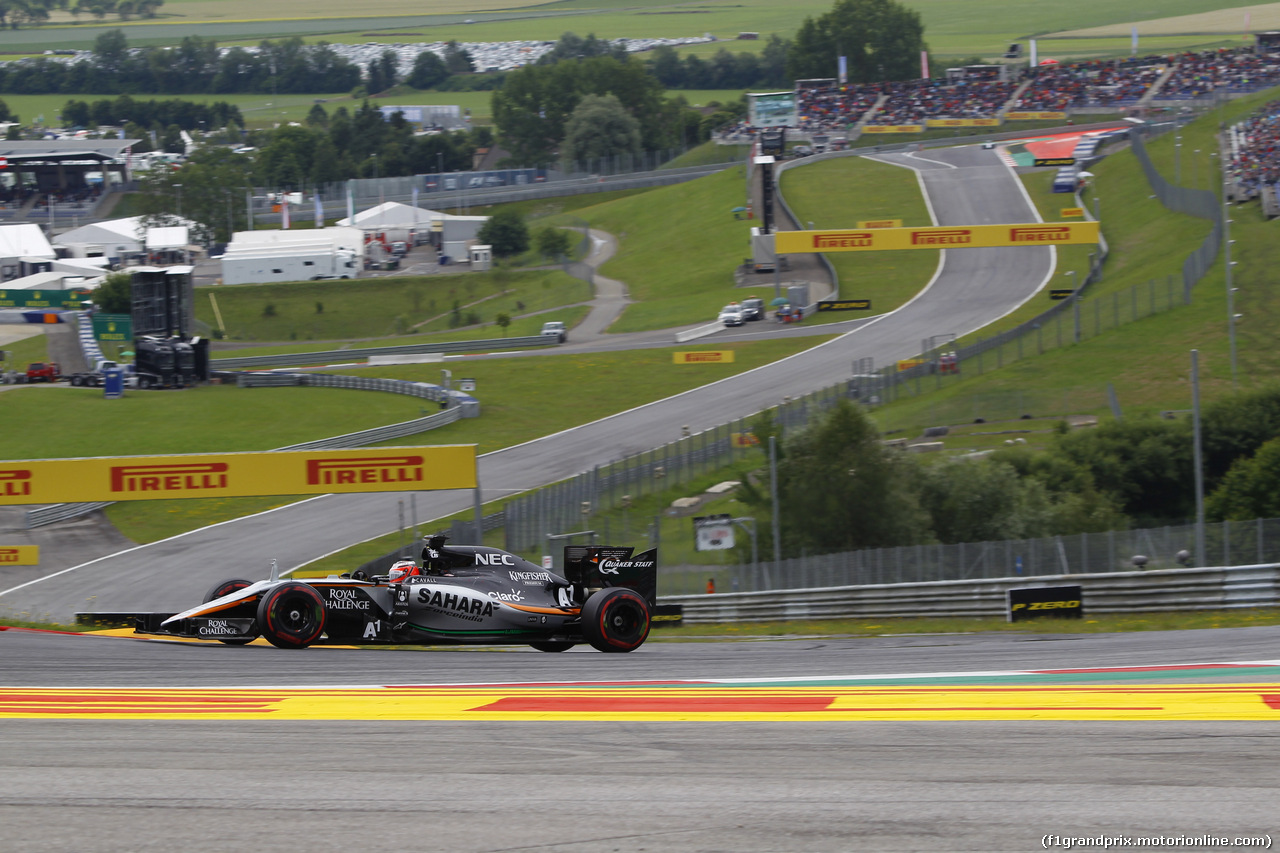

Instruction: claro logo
[0,469,32,497]
[1009,226,1071,243]
[109,463,228,493]
[306,455,425,486]
[813,232,874,249]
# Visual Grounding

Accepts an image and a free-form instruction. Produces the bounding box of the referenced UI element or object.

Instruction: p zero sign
[774,222,1100,254]
[1007,585,1083,622]
[0,446,476,505]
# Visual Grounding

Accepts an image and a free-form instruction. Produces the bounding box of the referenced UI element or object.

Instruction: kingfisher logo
[0,469,32,497]
[813,232,874,249]
[110,463,229,493]
[306,455,424,486]
[911,229,972,246]
[1010,226,1071,243]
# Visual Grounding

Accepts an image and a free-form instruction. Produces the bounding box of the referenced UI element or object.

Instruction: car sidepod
[395,574,579,644]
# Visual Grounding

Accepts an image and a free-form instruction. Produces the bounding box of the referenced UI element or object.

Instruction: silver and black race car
[134,538,658,653]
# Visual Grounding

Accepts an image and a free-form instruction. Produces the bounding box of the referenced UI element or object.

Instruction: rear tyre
[202,578,257,645]
[529,641,575,653]
[581,588,650,653]
[256,582,326,649]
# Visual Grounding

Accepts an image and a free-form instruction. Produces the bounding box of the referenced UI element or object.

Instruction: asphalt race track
[0,146,1058,622]
[3,627,1280,852]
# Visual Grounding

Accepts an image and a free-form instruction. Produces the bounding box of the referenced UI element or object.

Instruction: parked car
[740,298,765,321]
[719,304,745,327]
[24,362,61,383]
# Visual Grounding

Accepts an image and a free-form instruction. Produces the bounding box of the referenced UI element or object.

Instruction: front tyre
[581,588,650,653]
[203,578,257,645]
[255,582,326,649]
[529,641,575,653]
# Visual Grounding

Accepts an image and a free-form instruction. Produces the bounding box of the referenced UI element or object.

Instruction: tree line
[0,32,360,94]
[734,388,1280,562]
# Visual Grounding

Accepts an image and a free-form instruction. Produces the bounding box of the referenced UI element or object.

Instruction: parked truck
[67,359,137,388]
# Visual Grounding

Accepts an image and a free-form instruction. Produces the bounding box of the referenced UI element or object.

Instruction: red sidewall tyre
[256,582,326,649]
[203,578,257,645]
[581,588,650,653]
[203,578,253,603]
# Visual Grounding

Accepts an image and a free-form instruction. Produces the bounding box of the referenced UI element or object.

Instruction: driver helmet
[388,559,417,581]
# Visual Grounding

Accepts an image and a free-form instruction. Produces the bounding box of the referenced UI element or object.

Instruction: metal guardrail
[664,564,1280,623]
[24,374,478,528]
[212,334,557,370]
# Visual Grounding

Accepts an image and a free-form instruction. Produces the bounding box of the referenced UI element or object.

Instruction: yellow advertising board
[674,351,735,365]
[1005,111,1068,120]
[857,219,902,229]
[0,447,477,506]
[775,222,1100,255]
[0,546,38,565]
[862,125,925,134]
[924,118,1001,128]
[1061,207,1084,218]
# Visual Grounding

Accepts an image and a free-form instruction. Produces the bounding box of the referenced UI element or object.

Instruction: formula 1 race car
[134,538,657,653]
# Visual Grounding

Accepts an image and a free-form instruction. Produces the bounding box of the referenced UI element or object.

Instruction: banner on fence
[1007,585,1083,622]
[731,432,759,447]
[776,222,1100,254]
[925,118,1001,127]
[0,446,477,505]
[91,313,132,343]
[862,125,925,134]
[0,288,93,309]
[818,299,871,311]
[0,546,38,565]
[674,351,734,364]
[1006,111,1068,120]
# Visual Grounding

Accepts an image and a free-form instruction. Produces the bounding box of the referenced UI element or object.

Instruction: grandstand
[782,44,1280,133]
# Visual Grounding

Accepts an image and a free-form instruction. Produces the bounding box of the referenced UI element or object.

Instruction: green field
[198,268,590,342]
[0,0,1263,63]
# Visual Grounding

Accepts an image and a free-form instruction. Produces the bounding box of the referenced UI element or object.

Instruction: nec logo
[813,232,874,249]
[911,229,971,246]
[1009,226,1071,243]
[473,553,515,566]
[306,455,424,486]
[110,463,229,493]
[0,469,32,497]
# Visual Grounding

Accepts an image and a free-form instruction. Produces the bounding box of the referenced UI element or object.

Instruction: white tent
[54,217,146,257]
[336,201,447,229]
[0,224,56,260]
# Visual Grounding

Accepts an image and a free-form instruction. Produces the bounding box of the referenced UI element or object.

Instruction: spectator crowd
[783,45,1280,128]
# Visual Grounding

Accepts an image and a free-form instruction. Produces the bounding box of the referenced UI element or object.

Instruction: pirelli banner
[775,222,1100,255]
[0,447,477,506]
[674,351,735,364]
[1005,111,1068,121]
[924,118,1001,128]
[862,124,925,134]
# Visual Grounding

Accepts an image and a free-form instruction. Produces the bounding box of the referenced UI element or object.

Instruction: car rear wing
[562,546,657,605]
